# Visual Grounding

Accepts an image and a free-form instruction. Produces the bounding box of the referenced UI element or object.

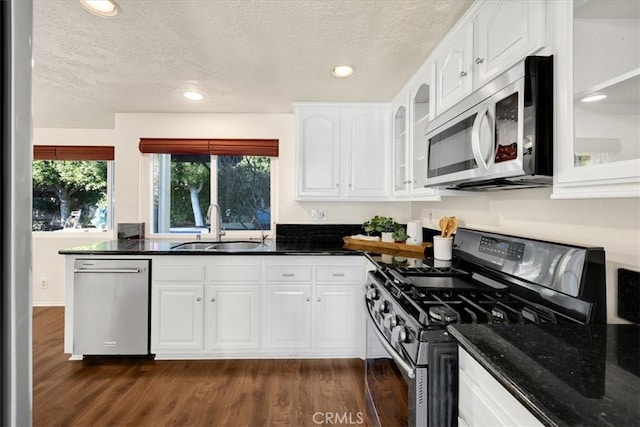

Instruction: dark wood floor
[33,307,370,426]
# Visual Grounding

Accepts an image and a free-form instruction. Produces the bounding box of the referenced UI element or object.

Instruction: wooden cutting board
[342,236,431,255]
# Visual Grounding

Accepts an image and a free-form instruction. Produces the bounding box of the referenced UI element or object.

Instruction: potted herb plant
[392,227,410,243]
[363,215,400,242]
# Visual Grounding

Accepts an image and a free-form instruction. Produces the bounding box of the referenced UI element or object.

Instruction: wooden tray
[342,236,431,256]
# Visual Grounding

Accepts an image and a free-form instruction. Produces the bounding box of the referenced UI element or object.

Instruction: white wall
[33,115,640,324]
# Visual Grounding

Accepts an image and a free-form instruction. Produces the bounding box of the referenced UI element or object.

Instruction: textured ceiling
[33,0,473,129]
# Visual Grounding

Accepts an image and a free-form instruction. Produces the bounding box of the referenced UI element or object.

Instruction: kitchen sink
[208,241,262,250]
[171,241,262,251]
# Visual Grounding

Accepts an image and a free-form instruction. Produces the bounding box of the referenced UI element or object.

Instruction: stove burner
[394,265,470,277]
[428,306,459,323]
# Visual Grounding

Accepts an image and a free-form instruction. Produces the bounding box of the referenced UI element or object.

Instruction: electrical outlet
[40,278,48,289]
[310,208,328,221]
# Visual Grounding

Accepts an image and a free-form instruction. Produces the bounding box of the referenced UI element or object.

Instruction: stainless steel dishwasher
[73,259,150,356]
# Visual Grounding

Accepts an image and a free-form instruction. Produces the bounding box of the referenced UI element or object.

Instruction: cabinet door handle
[210,297,216,302]
[317,297,322,302]
[196,297,202,302]
[475,57,484,64]
[336,183,340,187]
[306,297,311,302]
[459,71,467,77]
[332,273,345,277]
[282,273,295,277]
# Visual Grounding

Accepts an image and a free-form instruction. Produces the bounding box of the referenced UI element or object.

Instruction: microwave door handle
[471,103,494,172]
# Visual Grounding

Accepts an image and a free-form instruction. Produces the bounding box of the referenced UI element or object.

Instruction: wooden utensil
[445,216,459,238]
[439,217,449,237]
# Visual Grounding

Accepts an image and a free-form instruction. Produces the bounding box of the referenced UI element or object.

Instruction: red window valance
[33,145,115,161]
[138,138,279,157]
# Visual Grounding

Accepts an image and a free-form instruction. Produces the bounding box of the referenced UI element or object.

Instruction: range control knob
[365,287,379,301]
[391,325,408,344]
[374,299,390,314]
[383,314,398,329]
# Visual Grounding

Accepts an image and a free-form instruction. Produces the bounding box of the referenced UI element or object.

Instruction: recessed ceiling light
[183,91,204,101]
[581,94,607,103]
[331,66,355,78]
[79,0,120,17]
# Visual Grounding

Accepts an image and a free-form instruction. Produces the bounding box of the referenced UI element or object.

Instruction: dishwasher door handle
[74,268,142,274]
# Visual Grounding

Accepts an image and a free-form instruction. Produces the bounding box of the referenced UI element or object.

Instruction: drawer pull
[332,273,345,277]
[282,273,295,277]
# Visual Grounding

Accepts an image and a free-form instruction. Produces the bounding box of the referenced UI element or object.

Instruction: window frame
[143,153,275,240]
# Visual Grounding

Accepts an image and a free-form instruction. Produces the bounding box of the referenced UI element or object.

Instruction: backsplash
[276,223,437,245]
[276,224,364,243]
[618,268,639,324]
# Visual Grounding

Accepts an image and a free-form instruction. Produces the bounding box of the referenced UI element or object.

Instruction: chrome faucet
[251,215,268,243]
[206,203,226,241]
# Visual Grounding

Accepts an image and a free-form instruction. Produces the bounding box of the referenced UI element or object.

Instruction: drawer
[316,266,362,282]
[209,265,261,283]
[154,265,205,282]
[266,266,312,282]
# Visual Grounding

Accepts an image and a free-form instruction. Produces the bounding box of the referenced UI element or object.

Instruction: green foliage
[392,227,409,242]
[32,160,108,230]
[162,155,270,229]
[363,215,400,234]
[218,156,270,228]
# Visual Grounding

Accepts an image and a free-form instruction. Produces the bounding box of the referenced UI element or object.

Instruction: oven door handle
[365,302,416,379]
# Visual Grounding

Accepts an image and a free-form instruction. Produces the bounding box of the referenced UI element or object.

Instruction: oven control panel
[479,236,525,261]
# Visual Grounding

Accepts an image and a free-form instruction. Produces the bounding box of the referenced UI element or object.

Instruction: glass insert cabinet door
[555,0,640,195]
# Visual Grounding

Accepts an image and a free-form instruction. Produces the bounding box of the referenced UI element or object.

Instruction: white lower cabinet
[314,284,362,352]
[458,347,543,427]
[204,285,260,351]
[262,283,363,356]
[152,284,204,351]
[263,284,313,351]
[151,255,365,359]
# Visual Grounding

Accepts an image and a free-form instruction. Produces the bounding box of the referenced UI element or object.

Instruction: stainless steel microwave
[425,56,553,191]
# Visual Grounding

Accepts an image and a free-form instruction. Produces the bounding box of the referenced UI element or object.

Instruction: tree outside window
[32,160,110,231]
[152,154,270,234]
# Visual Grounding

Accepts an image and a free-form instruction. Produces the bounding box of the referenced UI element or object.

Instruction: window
[152,154,271,234]
[141,138,277,236]
[32,146,114,232]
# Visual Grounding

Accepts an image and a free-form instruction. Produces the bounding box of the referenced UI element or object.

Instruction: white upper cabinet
[295,103,391,201]
[435,0,545,116]
[344,107,391,199]
[393,65,440,200]
[409,65,439,199]
[553,0,640,198]
[392,95,410,197]
[472,0,545,87]
[436,25,474,115]
[295,108,342,199]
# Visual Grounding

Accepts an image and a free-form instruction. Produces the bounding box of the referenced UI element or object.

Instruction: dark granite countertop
[57,238,366,256]
[448,323,640,427]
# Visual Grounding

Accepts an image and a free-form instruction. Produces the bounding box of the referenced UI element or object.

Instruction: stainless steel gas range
[364,228,606,427]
